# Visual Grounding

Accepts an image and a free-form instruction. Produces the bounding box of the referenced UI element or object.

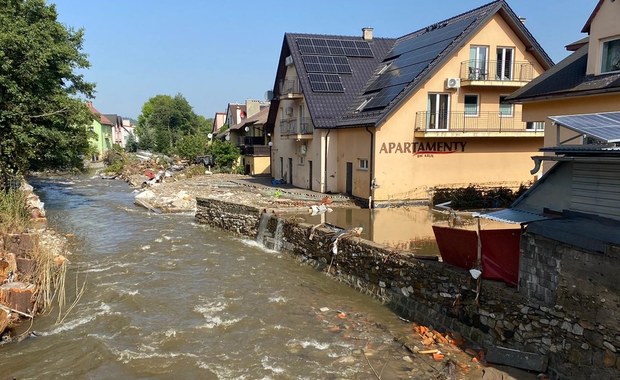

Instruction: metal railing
[279,79,301,95]
[240,145,270,156]
[460,60,534,82]
[414,111,544,133]
[280,117,314,135]
[237,136,266,146]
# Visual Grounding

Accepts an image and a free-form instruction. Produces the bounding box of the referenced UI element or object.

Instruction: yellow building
[508,0,620,172]
[266,0,553,206]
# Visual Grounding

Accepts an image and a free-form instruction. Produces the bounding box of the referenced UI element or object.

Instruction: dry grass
[0,189,31,235]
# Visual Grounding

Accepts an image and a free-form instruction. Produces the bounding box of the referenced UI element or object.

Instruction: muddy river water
[1,176,457,379]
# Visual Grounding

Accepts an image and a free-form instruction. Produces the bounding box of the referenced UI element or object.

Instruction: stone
[581,343,590,350]
[486,346,548,372]
[0,282,36,315]
[572,323,584,336]
[603,350,616,368]
[603,341,617,353]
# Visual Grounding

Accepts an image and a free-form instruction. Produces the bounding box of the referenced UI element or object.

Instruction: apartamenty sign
[379,141,467,156]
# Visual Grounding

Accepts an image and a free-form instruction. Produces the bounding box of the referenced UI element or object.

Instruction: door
[496,47,514,80]
[279,157,283,180]
[308,160,313,190]
[288,158,293,184]
[427,93,450,130]
[346,162,353,195]
[469,45,487,79]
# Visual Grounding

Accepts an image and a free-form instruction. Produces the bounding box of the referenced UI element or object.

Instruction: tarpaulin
[432,226,520,286]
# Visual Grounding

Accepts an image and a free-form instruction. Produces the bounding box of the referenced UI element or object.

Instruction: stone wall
[195,197,620,379]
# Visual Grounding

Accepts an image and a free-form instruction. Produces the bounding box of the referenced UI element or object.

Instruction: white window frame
[464,94,479,117]
[358,158,369,171]
[499,95,513,117]
[526,121,545,131]
[600,36,620,74]
[496,47,515,80]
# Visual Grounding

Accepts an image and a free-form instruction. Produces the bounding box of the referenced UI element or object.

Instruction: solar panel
[386,16,477,59]
[308,73,345,93]
[302,55,352,74]
[296,38,373,58]
[365,61,428,92]
[550,112,620,143]
[363,84,408,110]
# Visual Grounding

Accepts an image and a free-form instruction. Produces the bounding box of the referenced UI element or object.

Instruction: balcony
[237,136,266,146]
[280,117,314,139]
[414,111,545,138]
[279,79,302,99]
[240,145,270,157]
[459,60,535,87]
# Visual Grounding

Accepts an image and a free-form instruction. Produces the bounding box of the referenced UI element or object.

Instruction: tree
[175,134,208,161]
[0,0,95,187]
[136,94,201,154]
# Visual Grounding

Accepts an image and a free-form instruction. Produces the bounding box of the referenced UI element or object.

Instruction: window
[299,156,305,165]
[427,93,450,130]
[526,121,545,131]
[496,47,514,80]
[469,46,488,80]
[499,96,513,117]
[358,159,369,170]
[464,94,479,116]
[601,38,620,73]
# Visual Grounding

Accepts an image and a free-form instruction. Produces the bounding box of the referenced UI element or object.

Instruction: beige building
[508,0,620,172]
[266,0,552,206]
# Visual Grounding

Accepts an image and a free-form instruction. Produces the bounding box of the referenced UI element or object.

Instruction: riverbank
[0,182,70,342]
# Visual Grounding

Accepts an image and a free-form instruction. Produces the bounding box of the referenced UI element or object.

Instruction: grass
[0,189,31,235]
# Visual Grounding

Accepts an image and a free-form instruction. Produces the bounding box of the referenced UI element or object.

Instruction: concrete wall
[196,197,620,379]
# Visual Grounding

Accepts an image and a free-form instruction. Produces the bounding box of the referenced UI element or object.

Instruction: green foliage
[0,189,31,234]
[183,164,206,178]
[136,94,202,154]
[125,133,139,153]
[103,144,131,174]
[174,133,208,161]
[273,189,282,199]
[432,185,530,210]
[0,0,95,186]
[206,139,240,171]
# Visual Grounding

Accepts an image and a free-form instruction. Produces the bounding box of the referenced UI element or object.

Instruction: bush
[103,145,131,174]
[432,184,530,210]
[206,140,240,171]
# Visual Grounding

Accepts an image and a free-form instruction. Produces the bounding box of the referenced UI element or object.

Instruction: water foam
[261,356,285,374]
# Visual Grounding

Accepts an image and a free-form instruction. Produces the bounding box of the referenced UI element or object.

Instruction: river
[1,176,435,379]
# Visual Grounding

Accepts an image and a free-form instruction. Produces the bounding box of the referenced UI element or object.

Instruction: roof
[508,43,620,102]
[230,106,270,131]
[479,208,551,224]
[103,114,122,127]
[565,36,589,52]
[337,0,553,127]
[582,0,604,33]
[539,144,620,154]
[267,33,395,129]
[548,112,620,143]
[86,102,113,125]
[225,103,247,126]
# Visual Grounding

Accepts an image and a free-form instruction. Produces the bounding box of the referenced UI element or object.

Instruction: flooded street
[1,176,437,379]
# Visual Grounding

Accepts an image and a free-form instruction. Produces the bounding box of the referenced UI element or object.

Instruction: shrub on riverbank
[432,185,529,210]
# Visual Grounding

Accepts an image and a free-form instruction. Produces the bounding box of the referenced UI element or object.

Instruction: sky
[50,0,596,119]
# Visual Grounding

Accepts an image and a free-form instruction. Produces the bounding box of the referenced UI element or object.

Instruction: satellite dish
[207,133,213,139]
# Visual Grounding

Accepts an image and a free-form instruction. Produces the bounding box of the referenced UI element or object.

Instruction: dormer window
[601,37,620,73]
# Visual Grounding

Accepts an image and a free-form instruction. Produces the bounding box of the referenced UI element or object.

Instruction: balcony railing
[279,79,302,97]
[240,145,270,156]
[414,111,544,133]
[237,136,266,146]
[460,60,534,83]
[280,117,314,136]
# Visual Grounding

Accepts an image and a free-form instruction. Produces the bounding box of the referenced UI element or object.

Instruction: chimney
[362,27,373,41]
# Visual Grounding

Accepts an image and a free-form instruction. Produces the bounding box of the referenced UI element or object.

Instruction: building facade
[267,0,553,205]
[87,102,113,160]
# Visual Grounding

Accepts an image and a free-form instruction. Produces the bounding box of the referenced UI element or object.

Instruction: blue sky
[51,0,595,119]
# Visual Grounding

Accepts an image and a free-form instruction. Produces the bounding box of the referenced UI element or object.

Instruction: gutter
[365,126,376,209]
[322,129,331,193]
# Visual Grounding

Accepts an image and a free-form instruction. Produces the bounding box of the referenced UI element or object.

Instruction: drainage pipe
[365,126,375,209]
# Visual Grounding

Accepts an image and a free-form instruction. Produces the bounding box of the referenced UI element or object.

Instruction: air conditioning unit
[445,78,461,89]
[285,55,294,66]
[265,90,274,101]
[285,107,293,115]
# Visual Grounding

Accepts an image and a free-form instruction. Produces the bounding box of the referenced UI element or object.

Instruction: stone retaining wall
[196,197,620,379]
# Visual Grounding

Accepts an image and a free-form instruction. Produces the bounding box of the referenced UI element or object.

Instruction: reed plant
[0,189,31,235]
